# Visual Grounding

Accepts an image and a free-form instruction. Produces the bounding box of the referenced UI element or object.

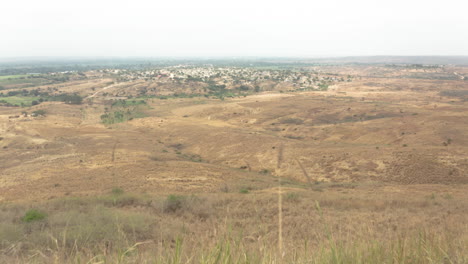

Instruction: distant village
[96,66,353,92]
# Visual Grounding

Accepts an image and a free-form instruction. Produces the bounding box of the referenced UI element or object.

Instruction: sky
[1,0,467,58]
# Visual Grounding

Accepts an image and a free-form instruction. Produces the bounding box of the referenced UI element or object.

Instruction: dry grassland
[0,66,467,263]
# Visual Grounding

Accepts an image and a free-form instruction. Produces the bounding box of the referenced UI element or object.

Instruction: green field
[0,75,30,80]
[0,96,40,106]
[0,74,48,88]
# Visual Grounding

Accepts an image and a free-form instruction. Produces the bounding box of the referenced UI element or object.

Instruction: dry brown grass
[0,185,466,263]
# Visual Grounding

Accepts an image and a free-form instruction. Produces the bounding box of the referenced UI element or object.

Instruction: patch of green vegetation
[204,84,254,100]
[0,76,51,87]
[101,102,147,125]
[111,187,124,195]
[0,96,40,107]
[0,90,83,107]
[0,75,29,80]
[100,110,144,124]
[111,99,147,107]
[151,93,203,100]
[49,94,83,105]
[318,83,329,91]
[239,188,250,194]
[172,93,201,99]
[22,209,47,222]
[180,153,203,162]
[101,98,150,124]
[32,109,46,116]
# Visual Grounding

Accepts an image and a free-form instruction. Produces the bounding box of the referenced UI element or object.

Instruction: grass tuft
[22,209,47,222]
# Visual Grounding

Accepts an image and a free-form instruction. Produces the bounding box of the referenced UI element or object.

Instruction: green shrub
[239,188,249,194]
[32,109,46,116]
[22,209,46,222]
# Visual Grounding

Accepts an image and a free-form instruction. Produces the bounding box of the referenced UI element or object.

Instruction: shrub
[111,187,124,195]
[162,195,212,219]
[22,209,46,222]
[163,195,185,213]
[239,188,249,194]
[32,109,46,116]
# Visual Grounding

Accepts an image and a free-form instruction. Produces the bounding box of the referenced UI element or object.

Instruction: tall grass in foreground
[2,226,461,263]
[0,191,466,263]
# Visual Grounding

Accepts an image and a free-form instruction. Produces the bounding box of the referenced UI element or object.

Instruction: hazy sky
[1,0,467,57]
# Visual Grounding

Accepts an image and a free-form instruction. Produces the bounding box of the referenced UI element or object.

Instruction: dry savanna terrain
[0,63,467,263]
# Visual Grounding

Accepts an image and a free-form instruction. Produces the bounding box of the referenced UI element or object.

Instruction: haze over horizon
[2,0,468,58]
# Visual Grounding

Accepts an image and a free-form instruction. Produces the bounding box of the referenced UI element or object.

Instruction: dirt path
[86,83,116,99]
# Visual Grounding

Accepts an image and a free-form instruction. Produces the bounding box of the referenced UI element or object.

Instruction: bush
[163,195,185,213]
[162,195,212,219]
[32,109,46,116]
[22,209,46,222]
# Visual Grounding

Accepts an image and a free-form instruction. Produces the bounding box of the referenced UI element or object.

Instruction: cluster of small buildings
[96,66,352,91]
